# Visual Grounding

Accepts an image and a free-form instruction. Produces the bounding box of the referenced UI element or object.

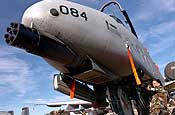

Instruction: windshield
[100,1,138,38]
[110,15,124,25]
[100,3,127,27]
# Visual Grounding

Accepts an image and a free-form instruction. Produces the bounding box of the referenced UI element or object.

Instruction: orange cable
[127,47,141,85]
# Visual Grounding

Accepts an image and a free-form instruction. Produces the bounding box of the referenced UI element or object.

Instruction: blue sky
[0,0,175,114]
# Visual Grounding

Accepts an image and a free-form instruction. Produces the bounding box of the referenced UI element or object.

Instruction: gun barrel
[4,23,77,65]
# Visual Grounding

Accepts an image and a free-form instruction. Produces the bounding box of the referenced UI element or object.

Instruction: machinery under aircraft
[34,100,104,115]
[35,100,113,115]
[3,0,173,114]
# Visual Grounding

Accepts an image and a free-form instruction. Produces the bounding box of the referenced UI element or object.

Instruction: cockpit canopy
[100,0,138,38]
[109,15,124,26]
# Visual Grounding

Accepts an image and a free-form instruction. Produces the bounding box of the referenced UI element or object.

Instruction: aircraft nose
[22,2,44,28]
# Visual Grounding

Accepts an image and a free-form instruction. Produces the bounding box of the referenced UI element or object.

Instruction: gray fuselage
[21,0,163,83]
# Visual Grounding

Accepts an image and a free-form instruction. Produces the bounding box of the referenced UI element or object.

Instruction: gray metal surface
[165,61,175,80]
[21,107,29,115]
[21,0,163,82]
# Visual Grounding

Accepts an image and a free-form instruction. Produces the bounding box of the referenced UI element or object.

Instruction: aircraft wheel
[132,88,149,115]
[109,86,134,115]
[131,99,143,115]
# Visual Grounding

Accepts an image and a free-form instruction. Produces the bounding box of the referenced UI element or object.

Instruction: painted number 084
[60,5,88,21]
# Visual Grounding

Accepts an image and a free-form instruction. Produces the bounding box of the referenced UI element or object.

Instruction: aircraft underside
[52,72,151,115]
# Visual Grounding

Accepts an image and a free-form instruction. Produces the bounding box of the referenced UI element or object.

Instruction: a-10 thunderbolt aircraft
[4,0,171,114]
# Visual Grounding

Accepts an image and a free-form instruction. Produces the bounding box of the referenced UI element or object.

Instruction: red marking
[144,75,151,80]
[70,80,75,99]
[155,64,160,74]
[144,48,148,52]
[92,102,100,108]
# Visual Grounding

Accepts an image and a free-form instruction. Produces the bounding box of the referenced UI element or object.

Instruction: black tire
[109,86,135,115]
[131,88,149,115]
[131,99,145,115]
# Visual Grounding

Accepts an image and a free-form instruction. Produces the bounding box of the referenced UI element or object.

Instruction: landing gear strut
[107,85,149,115]
[107,86,134,115]
[131,87,149,115]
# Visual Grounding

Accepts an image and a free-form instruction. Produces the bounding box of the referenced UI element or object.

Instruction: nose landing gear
[107,85,149,115]
[107,86,134,115]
